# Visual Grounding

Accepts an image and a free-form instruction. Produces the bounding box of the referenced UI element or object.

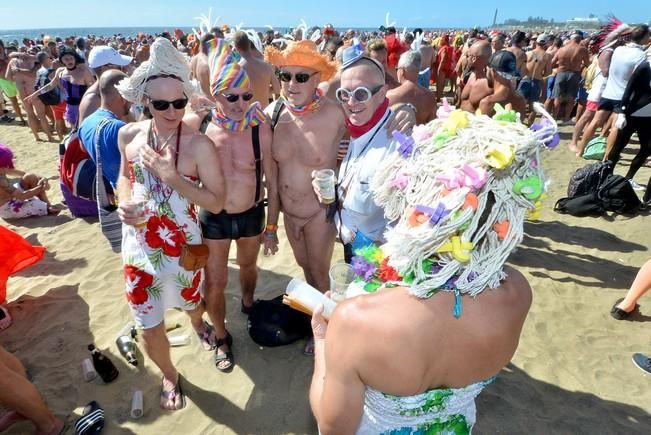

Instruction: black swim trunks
[200,203,265,240]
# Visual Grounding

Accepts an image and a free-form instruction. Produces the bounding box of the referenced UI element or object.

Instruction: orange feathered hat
[264,40,337,81]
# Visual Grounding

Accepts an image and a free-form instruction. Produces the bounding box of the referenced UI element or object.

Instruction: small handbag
[582,135,607,160]
[179,243,209,271]
[95,118,122,253]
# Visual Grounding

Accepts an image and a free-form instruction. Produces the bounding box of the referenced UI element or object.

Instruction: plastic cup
[314,169,336,204]
[81,358,97,382]
[124,199,147,227]
[286,278,337,319]
[329,262,355,302]
[168,334,191,347]
[130,390,144,419]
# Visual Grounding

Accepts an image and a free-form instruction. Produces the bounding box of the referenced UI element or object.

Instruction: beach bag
[60,131,99,201]
[582,136,607,160]
[179,244,209,271]
[597,174,641,214]
[554,193,605,216]
[94,119,122,253]
[35,69,62,106]
[567,161,613,198]
[247,295,311,347]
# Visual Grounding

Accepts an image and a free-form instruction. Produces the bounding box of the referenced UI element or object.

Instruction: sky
[0,0,648,30]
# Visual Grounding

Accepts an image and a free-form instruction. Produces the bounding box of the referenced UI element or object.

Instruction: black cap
[488,50,518,78]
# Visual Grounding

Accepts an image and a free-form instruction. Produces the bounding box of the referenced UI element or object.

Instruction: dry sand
[1,120,650,434]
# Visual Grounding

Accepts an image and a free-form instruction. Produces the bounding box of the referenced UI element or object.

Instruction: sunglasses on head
[335,84,384,104]
[277,70,318,83]
[221,92,254,103]
[148,97,188,111]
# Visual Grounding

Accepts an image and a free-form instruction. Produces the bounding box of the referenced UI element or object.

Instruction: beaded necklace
[145,121,181,206]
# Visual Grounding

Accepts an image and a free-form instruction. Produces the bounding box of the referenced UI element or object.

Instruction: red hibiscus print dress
[121,159,204,328]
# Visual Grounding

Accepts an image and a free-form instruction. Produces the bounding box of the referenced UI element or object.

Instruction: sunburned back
[419,45,435,70]
[557,44,586,72]
[526,49,550,80]
[387,82,435,123]
[350,267,532,396]
[240,57,273,107]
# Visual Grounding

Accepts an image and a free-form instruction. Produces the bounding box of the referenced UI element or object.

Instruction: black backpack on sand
[247,295,311,347]
[555,174,641,216]
[567,161,613,197]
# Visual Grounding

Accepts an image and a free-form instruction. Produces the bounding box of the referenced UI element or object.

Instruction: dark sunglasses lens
[279,71,292,82]
[224,94,239,102]
[172,98,188,109]
[242,93,254,101]
[295,73,311,83]
[151,100,170,111]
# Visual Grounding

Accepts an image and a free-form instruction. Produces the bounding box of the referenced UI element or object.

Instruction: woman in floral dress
[115,38,225,411]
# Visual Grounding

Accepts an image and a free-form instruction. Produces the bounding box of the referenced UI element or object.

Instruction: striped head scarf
[207,38,250,97]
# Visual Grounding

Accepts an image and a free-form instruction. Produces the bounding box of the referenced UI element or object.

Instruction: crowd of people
[1,16,651,433]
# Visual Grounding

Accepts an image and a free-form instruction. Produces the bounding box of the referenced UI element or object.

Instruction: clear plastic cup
[314,169,336,204]
[329,262,355,302]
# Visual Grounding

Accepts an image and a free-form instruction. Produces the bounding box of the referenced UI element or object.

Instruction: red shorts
[586,100,599,112]
[51,102,66,121]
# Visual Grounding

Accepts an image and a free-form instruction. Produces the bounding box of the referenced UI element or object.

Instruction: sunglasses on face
[221,92,254,103]
[335,84,384,104]
[148,97,188,111]
[277,70,318,83]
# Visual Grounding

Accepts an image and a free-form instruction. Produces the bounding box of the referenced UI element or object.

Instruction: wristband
[264,231,277,239]
[265,223,278,232]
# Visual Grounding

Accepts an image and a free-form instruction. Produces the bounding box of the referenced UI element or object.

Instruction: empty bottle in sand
[116,335,138,366]
[88,344,119,383]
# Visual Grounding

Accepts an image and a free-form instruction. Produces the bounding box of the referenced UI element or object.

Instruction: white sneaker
[628,179,646,191]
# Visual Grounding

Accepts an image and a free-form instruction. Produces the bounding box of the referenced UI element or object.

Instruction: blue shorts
[577,79,588,101]
[517,78,543,103]
[546,76,555,99]
[418,68,431,88]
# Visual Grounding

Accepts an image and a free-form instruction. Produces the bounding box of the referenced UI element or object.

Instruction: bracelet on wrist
[264,231,277,239]
[265,223,278,232]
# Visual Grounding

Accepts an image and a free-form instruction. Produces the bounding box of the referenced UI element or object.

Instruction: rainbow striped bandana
[207,38,250,97]
[211,102,267,132]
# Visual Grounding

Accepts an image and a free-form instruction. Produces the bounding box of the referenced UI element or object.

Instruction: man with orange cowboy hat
[185,38,276,371]
[264,40,415,354]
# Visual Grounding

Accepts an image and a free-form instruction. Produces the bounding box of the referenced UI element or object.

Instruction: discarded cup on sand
[285,278,337,319]
[168,334,191,347]
[81,358,97,382]
[131,390,144,419]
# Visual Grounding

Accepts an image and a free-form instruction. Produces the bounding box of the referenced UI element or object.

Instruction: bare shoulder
[501,266,533,307]
[184,110,206,130]
[119,121,145,143]
[189,130,216,152]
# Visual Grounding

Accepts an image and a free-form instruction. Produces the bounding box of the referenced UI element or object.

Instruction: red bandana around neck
[345,98,390,139]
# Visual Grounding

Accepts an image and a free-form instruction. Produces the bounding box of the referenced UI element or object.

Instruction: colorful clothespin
[462,193,478,210]
[444,110,469,135]
[513,176,543,200]
[390,171,409,190]
[461,164,488,190]
[392,130,415,157]
[432,132,451,149]
[492,103,517,122]
[436,97,455,119]
[530,119,560,149]
[493,220,510,241]
[407,206,430,227]
[486,143,514,169]
[415,203,449,226]
[437,236,473,262]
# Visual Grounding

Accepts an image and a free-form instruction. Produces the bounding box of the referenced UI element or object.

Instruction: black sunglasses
[222,92,254,103]
[149,97,188,111]
[277,70,318,83]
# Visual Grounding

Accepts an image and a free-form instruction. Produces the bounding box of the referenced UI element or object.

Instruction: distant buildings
[565,17,601,29]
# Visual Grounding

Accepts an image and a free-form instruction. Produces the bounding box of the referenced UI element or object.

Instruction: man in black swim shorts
[185,39,277,371]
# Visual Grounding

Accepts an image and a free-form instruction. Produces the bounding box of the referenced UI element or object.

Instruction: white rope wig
[116,37,196,104]
[371,103,557,299]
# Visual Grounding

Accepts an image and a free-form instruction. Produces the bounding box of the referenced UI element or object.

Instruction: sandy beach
[1,119,650,434]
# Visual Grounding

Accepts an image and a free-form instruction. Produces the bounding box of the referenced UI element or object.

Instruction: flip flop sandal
[214,331,234,372]
[195,321,216,351]
[160,375,186,411]
[0,306,12,331]
[74,401,104,435]
[610,298,639,320]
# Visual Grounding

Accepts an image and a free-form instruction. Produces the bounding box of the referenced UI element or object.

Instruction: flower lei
[279,88,323,116]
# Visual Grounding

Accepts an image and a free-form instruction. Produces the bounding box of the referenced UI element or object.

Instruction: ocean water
[0,26,387,42]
